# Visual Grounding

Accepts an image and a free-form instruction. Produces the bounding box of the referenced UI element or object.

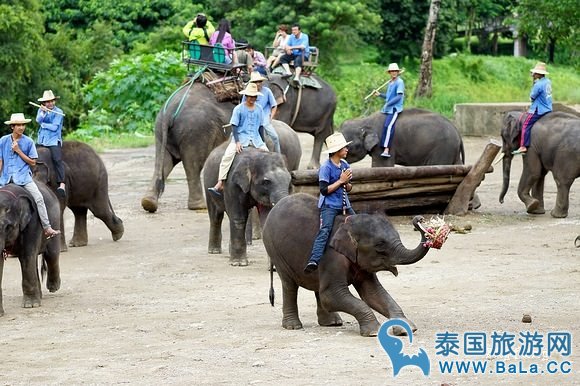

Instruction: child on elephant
[0,113,60,239]
[243,72,281,153]
[304,132,354,273]
[208,82,269,197]
[374,63,405,158]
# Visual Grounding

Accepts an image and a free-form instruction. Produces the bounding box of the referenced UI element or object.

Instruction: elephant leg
[551,177,573,218]
[207,203,224,254]
[245,215,253,246]
[58,203,68,252]
[280,275,303,330]
[0,256,4,316]
[314,291,342,327]
[320,284,379,337]
[43,244,61,293]
[229,215,249,266]
[250,207,261,241]
[182,154,206,210]
[141,150,176,213]
[530,169,547,214]
[90,198,124,242]
[307,134,324,170]
[18,252,42,308]
[353,274,416,336]
[518,155,543,214]
[69,206,89,247]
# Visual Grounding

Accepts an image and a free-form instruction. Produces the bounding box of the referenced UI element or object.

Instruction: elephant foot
[188,198,207,210]
[282,317,303,330]
[317,311,343,327]
[550,208,568,218]
[359,320,381,337]
[230,258,248,267]
[208,247,222,254]
[112,230,124,242]
[69,239,88,247]
[141,196,158,213]
[390,318,418,336]
[526,199,545,214]
[22,296,41,308]
[47,277,61,293]
[0,308,4,317]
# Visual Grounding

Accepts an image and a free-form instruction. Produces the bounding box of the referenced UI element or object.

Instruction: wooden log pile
[292,165,472,215]
[291,140,501,216]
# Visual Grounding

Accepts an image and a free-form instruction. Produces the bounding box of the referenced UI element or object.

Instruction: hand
[373,91,379,97]
[235,142,243,154]
[11,140,20,153]
[339,169,352,184]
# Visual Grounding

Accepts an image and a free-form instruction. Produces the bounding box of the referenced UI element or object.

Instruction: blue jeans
[308,206,355,264]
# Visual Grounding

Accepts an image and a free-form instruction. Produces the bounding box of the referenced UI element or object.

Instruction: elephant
[262,193,432,337]
[0,183,61,316]
[34,141,124,250]
[265,73,337,169]
[142,73,335,212]
[499,111,580,218]
[340,109,465,167]
[202,121,301,266]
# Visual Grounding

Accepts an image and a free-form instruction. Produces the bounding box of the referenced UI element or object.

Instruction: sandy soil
[0,134,578,385]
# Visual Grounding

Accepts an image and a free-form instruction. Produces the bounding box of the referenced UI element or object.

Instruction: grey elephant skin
[202,121,300,266]
[340,108,465,167]
[0,183,61,316]
[500,111,580,218]
[35,141,124,250]
[266,74,337,169]
[262,193,432,337]
[142,83,234,212]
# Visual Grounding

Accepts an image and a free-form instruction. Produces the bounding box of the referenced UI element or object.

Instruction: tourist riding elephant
[264,73,336,169]
[263,193,433,337]
[202,121,300,266]
[34,141,124,250]
[340,109,465,167]
[141,82,235,212]
[0,183,61,316]
[499,111,580,218]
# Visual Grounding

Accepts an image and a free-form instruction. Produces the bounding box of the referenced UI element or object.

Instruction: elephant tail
[41,256,47,284]
[269,261,275,306]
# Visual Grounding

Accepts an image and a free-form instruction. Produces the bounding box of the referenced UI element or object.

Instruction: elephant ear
[362,127,379,152]
[18,196,34,231]
[329,218,357,263]
[232,163,253,194]
[502,112,522,151]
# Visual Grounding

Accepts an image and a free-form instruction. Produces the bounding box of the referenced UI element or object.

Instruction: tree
[515,0,579,64]
[415,0,441,98]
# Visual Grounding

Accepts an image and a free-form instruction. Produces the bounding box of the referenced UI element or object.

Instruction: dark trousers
[520,111,545,148]
[39,145,65,184]
[308,206,356,264]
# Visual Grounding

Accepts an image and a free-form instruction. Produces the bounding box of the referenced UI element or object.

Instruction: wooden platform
[291,141,501,216]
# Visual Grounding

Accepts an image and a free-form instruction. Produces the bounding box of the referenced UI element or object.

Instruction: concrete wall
[453,102,580,137]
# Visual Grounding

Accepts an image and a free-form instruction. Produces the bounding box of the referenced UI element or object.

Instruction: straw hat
[530,62,549,75]
[4,113,31,125]
[38,90,59,102]
[325,132,352,153]
[386,63,402,72]
[239,82,263,97]
[249,72,267,82]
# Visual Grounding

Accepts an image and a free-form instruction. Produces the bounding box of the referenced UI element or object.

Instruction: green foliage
[80,51,186,134]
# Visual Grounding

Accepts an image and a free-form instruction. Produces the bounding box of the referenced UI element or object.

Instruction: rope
[163,65,207,119]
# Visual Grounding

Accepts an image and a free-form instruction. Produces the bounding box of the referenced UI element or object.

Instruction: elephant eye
[375,241,389,253]
[261,178,272,186]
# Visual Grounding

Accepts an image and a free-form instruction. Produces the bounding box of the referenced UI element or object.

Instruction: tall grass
[325,54,580,124]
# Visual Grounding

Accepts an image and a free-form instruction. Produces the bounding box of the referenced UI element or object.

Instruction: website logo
[378,319,430,376]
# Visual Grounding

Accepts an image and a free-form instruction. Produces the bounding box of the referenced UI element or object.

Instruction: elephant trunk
[499,152,513,204]
[270,189,289,207]
[392,216,430,266]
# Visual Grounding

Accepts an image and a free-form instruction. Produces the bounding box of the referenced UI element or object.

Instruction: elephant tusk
[493,152,505,165]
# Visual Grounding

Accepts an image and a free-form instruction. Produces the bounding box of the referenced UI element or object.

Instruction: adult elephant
[202,121,300,266]
[499,111,580,218]
[35,141,124,251]
[340,108,464,167]
[0,183,61,315]
[141,82,235,212]
[265,73,337,169]
[263,193,433,337]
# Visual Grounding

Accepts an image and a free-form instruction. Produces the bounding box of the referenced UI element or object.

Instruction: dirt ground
[0,134,578,385]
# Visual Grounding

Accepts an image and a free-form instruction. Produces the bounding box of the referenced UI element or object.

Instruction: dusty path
[0,135,578,385]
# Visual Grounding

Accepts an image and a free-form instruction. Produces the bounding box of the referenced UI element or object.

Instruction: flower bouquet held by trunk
[418,216,451,249]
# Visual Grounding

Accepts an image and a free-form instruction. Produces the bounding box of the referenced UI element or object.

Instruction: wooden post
[445,140,502,215]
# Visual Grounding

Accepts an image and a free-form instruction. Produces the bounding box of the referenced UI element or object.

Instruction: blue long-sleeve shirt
[528,77,552,115]
[36,107,64,146]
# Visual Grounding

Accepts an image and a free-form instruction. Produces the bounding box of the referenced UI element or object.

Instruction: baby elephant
[263,193,432,337]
